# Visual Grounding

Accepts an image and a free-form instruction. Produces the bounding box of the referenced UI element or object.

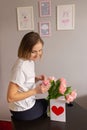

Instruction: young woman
[7,31,50,120]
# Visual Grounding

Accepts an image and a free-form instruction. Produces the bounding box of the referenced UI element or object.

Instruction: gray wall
[0,0,87,120]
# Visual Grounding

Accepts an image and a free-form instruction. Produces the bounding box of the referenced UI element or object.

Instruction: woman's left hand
[35,74,47,82]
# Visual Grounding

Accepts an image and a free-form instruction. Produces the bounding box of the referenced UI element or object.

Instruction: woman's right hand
[35,83,50,94]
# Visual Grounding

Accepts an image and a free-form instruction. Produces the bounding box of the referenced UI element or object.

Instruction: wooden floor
[11,102,87,130]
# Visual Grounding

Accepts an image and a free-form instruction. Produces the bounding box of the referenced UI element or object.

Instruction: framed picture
[17,6,34,31]
[57,4,75,30]
[39,0,51,17]
[39,21,51,37]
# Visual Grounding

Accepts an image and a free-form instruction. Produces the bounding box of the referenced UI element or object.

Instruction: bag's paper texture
[50,98,66,122]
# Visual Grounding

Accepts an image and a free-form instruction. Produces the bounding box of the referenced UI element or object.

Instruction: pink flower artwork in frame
[39,21,51,37]
[39,0,51,17]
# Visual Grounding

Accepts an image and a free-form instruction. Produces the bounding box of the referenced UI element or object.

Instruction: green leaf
[47,79,62,100]
[64,86,72,95]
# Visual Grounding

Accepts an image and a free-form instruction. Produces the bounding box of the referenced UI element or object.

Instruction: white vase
[50,97,66,122]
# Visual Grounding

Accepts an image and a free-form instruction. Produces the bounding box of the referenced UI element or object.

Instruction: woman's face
[29,41,43,61]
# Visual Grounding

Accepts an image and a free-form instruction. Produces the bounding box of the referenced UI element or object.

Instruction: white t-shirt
[8,58,36,111]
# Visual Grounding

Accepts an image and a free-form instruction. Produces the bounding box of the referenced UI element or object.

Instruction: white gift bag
[50,97,66,122]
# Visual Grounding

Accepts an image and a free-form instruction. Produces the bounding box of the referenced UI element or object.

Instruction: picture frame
[17,6,34,31]
[39,21,51,37]
[39,0,51,17]
[57,4,75,30]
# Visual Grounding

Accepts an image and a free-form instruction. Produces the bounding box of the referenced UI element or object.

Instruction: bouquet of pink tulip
[42,77,77,103]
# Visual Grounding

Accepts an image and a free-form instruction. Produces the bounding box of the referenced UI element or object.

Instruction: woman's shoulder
[11,58,24,70]
[12,58,34,71]
[16,58,34,68]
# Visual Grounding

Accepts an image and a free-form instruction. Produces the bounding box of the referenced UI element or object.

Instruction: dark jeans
[10,99,48,121]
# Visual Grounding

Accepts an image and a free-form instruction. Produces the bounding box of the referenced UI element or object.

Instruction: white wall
[0,0,87,120]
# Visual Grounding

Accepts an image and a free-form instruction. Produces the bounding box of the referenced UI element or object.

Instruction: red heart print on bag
[51,106,64,115]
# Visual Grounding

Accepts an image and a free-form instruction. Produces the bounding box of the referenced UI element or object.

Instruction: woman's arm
[7,81,50,103]
[7,82,37,103]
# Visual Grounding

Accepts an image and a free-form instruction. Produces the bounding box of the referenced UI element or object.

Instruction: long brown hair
[18,32,44,59]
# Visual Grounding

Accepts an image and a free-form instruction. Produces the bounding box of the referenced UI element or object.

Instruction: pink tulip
[48,76,56,82]
[59,84,66,94]
[70,90,77,99]
[60,78,66,86]
[65,90,77,103]
[59,78,67,94]
[65,94,74,103]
